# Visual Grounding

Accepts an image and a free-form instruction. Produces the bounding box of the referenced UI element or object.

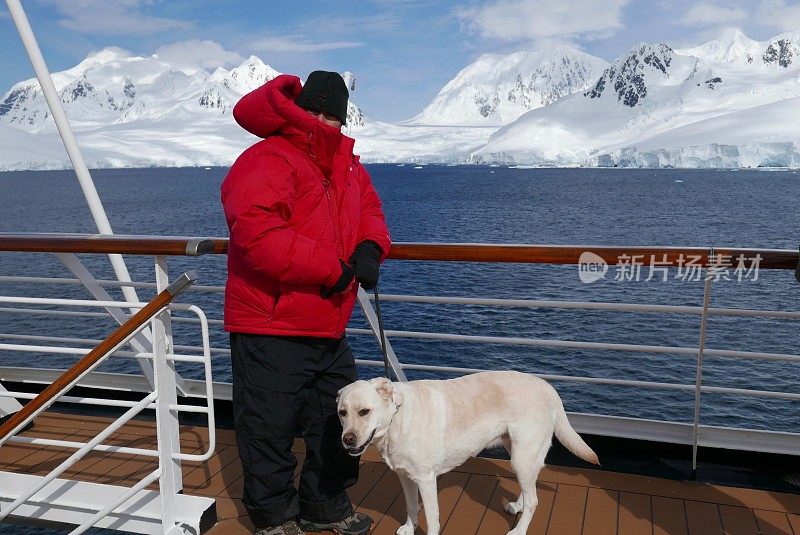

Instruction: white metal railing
[0,299,216,462]
[3,263,800,469]
[0,280,215,533]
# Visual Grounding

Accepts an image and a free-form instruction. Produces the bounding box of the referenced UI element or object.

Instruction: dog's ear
[370,377,393,402]
[391,387,403,407]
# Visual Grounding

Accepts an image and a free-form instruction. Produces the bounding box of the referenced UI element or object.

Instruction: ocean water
[0,165,799,532]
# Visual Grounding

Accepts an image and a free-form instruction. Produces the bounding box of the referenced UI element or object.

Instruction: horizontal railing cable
[364,294,800,319]
[346,328,800,362]
[4,276,800,319]
[0,275,224,293]
[394,363,800,400]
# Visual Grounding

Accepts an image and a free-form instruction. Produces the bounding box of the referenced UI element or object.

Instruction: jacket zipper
[323,177,346,336]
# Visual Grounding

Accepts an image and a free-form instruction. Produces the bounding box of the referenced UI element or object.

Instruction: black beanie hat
[295,71,349,126]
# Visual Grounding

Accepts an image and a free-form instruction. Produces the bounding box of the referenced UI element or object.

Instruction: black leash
[372,284,391,379]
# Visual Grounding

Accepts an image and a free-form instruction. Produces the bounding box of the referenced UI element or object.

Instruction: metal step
[0,471,217,534]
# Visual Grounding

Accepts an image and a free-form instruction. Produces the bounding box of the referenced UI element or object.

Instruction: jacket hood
[233,74,354,176]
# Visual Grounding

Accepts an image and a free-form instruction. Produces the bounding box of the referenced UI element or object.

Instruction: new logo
[578,252,608,284]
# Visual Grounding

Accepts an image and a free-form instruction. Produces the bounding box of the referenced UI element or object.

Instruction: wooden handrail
[0,271,198,445]
[0,233,225,256]
[0,233,797,269]
[389,243,799,269]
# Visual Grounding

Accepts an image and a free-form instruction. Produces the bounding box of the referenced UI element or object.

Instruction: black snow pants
[230,333,360,528]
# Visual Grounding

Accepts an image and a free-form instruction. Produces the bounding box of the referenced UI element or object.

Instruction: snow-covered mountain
[0,46,365,142]
[0,49,275,130]
[472,30,800,167]
[411,47,608,126]
[5,30,800,170]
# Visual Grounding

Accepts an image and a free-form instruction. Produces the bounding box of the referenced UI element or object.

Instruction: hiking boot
[254,520,305,535]
[299,511,373,535]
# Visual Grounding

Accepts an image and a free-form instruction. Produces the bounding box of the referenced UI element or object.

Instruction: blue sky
[2,0,800,122]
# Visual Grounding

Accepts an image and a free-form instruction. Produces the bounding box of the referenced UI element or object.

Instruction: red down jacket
[221,74,391,338]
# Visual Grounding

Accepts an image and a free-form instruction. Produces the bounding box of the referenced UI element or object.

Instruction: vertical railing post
[152,256,182,532]
[692,251,714,476]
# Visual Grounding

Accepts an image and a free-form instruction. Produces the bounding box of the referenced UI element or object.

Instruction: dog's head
[336,377,403,456]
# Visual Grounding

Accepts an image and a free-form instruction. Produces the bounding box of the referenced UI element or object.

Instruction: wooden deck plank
[36,412,120,432]
[547,484,588,535]
[478,476,560,535]
[0,442,49,468]
[215,427,237,447]
[209,496,247,521]
[718,505,759,535]
[182,444,240,492]
[370,470,471,535]
[348,461,389,507]
[419,471,471,534]
[652,496,688,535]
[536,465,800,515]
[222,473,244,500]
[4,428,93,475]
[92,435,159,485]
[87,436,158,484]
[293,453,306,479]
[618,492,651,535]
[205,516,253,535]
[24,427,103,471]
[754,509,794,535]
[442,473,497,534]
[60,432,155,483]
[354,467,403,530]
[527,481,558,535]
[0,422,86,469]
[787,514,800,535]
[685,500,723,535]
[367,483,408,535]
[476,476,522,535]
[582,487,618,535]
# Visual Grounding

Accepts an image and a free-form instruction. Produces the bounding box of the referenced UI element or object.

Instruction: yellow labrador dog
[337,371,599,535]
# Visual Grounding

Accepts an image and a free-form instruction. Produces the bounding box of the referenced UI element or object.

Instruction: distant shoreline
[2,163,799,174]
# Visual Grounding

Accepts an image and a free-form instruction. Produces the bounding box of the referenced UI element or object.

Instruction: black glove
[349,240,382,290]
[321,260,355,297]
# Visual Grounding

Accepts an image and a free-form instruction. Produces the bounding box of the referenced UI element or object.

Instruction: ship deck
[1,412,799,535]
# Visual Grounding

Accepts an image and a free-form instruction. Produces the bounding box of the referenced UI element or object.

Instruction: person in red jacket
[221,71,391,535]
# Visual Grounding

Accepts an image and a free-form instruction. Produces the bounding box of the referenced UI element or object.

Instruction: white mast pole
[7,1,137,286]
[6,0,155,386]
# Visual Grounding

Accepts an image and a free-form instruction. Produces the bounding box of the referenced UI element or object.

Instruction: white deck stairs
[0,471,216,534]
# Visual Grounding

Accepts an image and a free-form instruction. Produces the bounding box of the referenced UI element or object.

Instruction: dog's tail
[553,400,600,465]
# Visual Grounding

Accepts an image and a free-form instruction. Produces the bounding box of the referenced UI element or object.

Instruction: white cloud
[44,0,192,36]
[458,0,630,42]
[155,41,243,72]
[681,2,748,26]
[757,0,800,33]
[250,37,364,54]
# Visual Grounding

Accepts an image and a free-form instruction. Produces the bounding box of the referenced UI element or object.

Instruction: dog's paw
[396,523,416,535]
[504,500,523,515]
